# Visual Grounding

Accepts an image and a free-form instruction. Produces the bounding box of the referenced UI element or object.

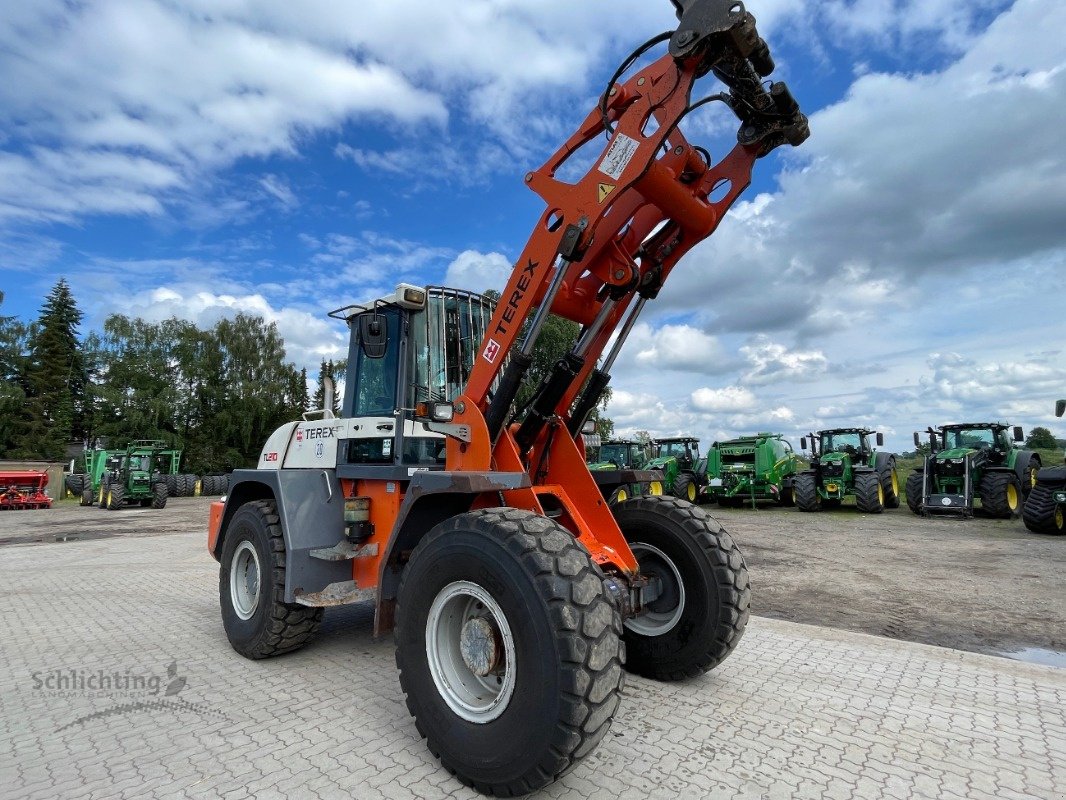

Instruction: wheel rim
[686,482,697,502]
[1030,469,1037,489]
[648,481,663,496]
[230,540,262,620]
[891,470,899,495]
[877,483,884,505]
[1056,506,1064,530]
[1007,483,1018,510]
[617,488,628,502]
[626,542,686,637]
[426,580,516,724]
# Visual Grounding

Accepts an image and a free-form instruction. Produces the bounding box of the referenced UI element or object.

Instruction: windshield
[599,444,631,467]
[408,289,494,405]
[821,432,863,453]
[942,427,996,449]
[660,441,697,458]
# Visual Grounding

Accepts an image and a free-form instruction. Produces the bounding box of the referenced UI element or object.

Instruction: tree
[1026,426,1057,449]
[14,279,87,459]
[0,291,31,456]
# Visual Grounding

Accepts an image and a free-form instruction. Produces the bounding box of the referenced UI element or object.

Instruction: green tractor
[907,423,1039,519]
[795,428,899,513]
[703,433,799,508]
[89,440,180,510]
[646,437,704,502]
[586,438,664,505]
[1022,400,1064,534]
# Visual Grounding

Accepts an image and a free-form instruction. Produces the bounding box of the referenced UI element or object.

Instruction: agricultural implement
[704,432,798,507]
[0,470,53,510]
[795,428,899,513]
[207,0,807,792]
[908,423,1039,518]
[647,436,704,501]
[587,438,664,504]
[1022,400,1064,533]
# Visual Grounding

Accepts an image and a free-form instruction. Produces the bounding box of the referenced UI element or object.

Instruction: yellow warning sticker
[598,183,615,203]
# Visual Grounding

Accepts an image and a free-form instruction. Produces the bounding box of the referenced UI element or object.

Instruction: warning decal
[597,183,615,203]
[598,133,639,181]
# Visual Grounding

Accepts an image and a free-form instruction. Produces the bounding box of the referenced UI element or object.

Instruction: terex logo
[483,339,501,364]
[303,425,340,440]
[295,429,303,442]
[492,259,538,337]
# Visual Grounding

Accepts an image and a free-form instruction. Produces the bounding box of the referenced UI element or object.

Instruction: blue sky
[1,0,1064,451]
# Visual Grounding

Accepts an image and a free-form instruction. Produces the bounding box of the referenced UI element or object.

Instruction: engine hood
[933,447,975,461]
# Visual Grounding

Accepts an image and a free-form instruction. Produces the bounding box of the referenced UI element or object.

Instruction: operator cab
[331,285,495,472]
[655,438,700,468]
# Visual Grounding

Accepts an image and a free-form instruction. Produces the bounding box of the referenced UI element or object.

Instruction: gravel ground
[2,495,1063,660]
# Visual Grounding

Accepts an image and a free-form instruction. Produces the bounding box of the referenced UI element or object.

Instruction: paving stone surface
[1,531,1064,800]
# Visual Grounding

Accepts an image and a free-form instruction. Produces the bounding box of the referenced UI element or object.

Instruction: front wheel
[106,483,125,510]
[905,472,924,514]
[854,472,885,514]
[1023,471,1065,534]
[881,461,901,509]
[673,473,697,503]
[80,486,94,506]
[978,471,1021,519]
[613,496,749,680]
[151,482,168,509]
[219,500,323,659]
[395,509,623,795]
[794,473,821,512]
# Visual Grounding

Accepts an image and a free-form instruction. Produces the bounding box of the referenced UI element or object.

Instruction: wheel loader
[795,428,899,513]
[1023,400,1065,534]
[206,1,808,792]
[907,423,1039,518]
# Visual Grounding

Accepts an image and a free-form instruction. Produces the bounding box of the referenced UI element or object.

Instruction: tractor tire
[97,479,108,509]
[905,472,924,514]
[673,473,697,503]
[610,486,629,505]
[613,496,749,680]
[106,483,126,510]
[778,483,795,507]
[395,508,624,796]
[1020,456,1040,498]
[220,499,324,659]
[165,474,178,497]
[64,474,83,495]
[189,474,201,496]
[179,474,191,497]
[794,473,821,512]
[151,482,168,509]
[978,471,1021,519]
[1022,469,1066,534]
[80,485,94,506]
[880,460,901,509]
[854,472,885,514]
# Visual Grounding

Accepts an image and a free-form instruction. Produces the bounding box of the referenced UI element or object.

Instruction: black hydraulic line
[568,369,612,438]
[515,353,586,453]
[484,351,533,442]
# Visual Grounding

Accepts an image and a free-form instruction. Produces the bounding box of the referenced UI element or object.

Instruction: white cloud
[740,336,828,385]
[443,250,513,294]
[690,386,758,413]
[630,324,732,375]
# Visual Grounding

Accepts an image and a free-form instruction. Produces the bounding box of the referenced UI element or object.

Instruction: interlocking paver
[1,530,1064,800]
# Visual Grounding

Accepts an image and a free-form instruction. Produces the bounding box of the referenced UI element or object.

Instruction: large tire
[80,486,94,506]
[609,486,629,505]
[978,471,1021,519]
[165,474,178,497]
[395,508,624,795]
[854,471,885,514]
[151,482,168,509]
[778,482,795,507]
[880,460,901,509]
[219,499,324,659]
[906,471,924,514]
[106,483,126,510]
[65,474,84,495]
[794,473,821,512]
[613,496,749,680]
[1019,456,1040,499]
[1022,483,1065,534]
[673,473,697,503]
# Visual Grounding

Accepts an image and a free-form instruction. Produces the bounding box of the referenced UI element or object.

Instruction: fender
[212,468,350,604]
[1010,449,1039,482]
[873,452,894,472]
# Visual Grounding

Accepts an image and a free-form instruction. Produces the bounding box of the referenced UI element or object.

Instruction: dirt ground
[2,496,1064,661]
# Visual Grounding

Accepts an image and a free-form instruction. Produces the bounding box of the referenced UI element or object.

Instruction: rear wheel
[1020,456,1040,498]
[80,486,94,506]
[906,472,924,514]
[64,474,83,496]
[881,461,901,509]
[395,508,623,795]
[151,482,168,509]
[610,486,629,505]
[778,483,795,507]
[854,472,885,514]
[672,473,697,502]
[1022,471,1065,534]
[166,474,178,496]
[978,471,1021,518]
[613,496,749,680]
[794,473,821,512]
[220,499,323,658]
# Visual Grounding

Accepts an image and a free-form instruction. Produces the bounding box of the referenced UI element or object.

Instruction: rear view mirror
[913,432,920,448]
[1013,426,1024,442]
[359,314,388,359]
[876,432,884,447]
[1056,399,1065,418]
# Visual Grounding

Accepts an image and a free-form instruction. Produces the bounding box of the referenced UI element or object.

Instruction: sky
[1,0,1064,453]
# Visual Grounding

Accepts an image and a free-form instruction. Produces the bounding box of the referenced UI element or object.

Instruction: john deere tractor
[94,440,176,510]
[907,423,1039,518]
[646,437,704,502]
[795,428,899,513]
[587,439,664,505]
[704,433,799,508]
[1022,400,1064,534]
